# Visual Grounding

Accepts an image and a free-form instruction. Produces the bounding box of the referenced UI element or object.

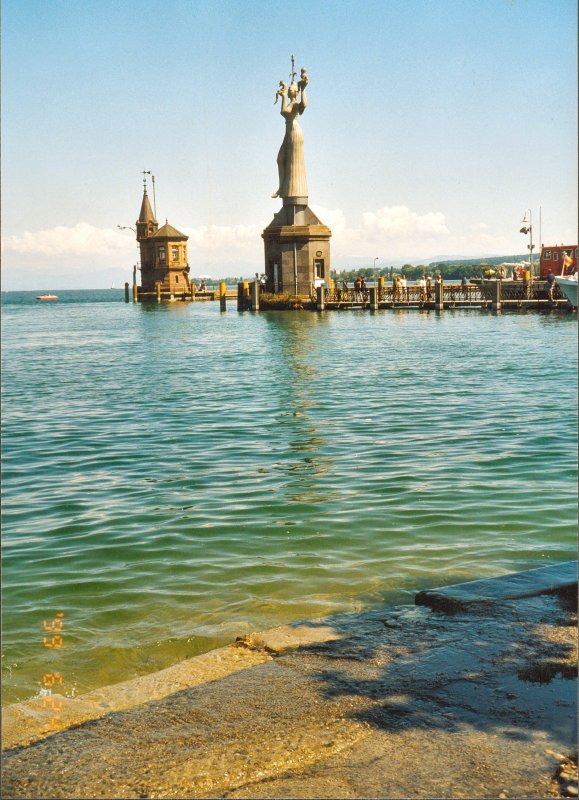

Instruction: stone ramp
[2,565,577,799]
[415,560,578,611]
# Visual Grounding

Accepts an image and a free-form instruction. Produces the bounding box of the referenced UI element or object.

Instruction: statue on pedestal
[272,56,309,200]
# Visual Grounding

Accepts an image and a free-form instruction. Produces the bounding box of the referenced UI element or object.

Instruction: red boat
[539,244,577,278]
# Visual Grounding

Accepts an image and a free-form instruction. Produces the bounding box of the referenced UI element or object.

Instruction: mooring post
[370,286,378,310]
[237,282,245,311]
[133,283,138,303]
[378,277,384,304]
[249,281,260,311]
[435,279,444,310]
[220,281,227,311]
[492,279,502,312]
[124,282,129,303]
[156,282,161,303]
[316,285,325,310]
[190,283,195,301]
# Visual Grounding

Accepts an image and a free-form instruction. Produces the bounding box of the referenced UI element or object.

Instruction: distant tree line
[331,254,530,282]
[196,254,531,285]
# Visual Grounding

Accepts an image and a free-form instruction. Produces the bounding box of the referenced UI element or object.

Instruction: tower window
[159,246,166,262]
[172,246,179,261]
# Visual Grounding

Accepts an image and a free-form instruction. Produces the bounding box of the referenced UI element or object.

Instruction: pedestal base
[262,201,331,296]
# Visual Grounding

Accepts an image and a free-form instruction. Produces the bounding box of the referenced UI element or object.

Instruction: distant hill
[429,254,530,269]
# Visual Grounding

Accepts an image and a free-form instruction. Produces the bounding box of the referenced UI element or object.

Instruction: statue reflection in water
[266,314,336,504]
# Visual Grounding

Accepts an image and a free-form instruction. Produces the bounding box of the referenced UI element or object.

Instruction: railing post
[316,285,326,310]
[220,281,227,311]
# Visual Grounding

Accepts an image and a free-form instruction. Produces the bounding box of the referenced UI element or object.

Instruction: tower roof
[151,222,188,240]
[138,189,157,224]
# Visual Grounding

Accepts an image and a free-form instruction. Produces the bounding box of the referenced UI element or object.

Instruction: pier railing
[326,284,485,305]
[323,280,569,308]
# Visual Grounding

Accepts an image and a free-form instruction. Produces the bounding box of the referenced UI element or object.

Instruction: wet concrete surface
[415,561,578,611]
[2,589,577,799]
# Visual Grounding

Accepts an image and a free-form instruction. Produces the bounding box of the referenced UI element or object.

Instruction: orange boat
[35,294,59,301]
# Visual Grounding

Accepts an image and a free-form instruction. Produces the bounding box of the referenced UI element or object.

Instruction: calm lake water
[2,290,577,705]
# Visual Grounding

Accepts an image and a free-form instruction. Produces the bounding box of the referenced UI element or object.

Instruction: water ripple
[2,300,577,703]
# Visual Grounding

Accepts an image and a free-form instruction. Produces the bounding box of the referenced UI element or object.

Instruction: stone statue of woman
[272,64,309,199]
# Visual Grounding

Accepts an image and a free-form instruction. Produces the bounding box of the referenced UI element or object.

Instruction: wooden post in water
[378,277,384,304]
[250,281,260,311]
[132,265,138,303]
[237,282,246,311]
[156,282,161,303]
[190,283,195,301]
[220,281,227,311]
[491,279,502,312]
[370,286,378,310]
[124,282,129,303]
[316,285,325,310]
[435,279,444,310]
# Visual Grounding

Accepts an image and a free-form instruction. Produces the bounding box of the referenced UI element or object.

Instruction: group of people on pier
[338,273,476,305]
[391,273,445,303]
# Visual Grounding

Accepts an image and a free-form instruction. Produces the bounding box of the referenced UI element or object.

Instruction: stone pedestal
[262,200,331,296]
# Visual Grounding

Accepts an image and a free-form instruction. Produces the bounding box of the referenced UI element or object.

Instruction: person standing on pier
[400,274,408,302]
[419,275,427,303]
[546,269,556,301]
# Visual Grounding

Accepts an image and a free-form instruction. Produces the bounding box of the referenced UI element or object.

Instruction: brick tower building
[136,186,191,296]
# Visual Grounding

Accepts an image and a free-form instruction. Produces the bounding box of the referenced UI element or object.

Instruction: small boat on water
[557,274,578,308]
[36,294,59,301]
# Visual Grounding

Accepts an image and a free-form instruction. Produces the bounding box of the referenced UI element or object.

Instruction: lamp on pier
[520,210,534,284]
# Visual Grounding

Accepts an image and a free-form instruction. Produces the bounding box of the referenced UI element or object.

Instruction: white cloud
[362,206,450,238]
[1,222,129,256]
[309,205,347,233]
[183,223,262,254]
[3,204,534,284]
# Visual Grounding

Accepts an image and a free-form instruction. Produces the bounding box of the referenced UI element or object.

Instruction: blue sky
[2,0,577,288]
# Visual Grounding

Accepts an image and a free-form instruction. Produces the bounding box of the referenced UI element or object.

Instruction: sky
[1,0,577,289]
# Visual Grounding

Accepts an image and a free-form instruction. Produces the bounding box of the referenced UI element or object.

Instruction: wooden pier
[125,279,573,312]
[316,280,571,311]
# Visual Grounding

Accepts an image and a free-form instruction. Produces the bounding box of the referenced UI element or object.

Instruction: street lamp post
[373,257,380,285]
[520,210,534,285]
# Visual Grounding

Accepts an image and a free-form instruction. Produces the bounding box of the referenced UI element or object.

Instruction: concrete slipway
[2,562,577,799]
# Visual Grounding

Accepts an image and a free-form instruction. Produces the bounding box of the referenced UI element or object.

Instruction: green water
[1,293,577,704]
